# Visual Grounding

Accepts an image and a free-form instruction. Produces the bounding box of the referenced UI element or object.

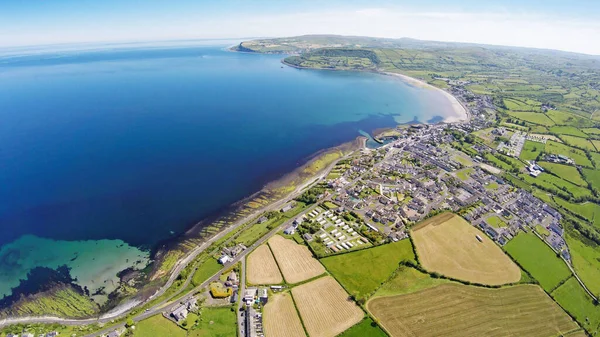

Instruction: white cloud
[1,7,599,55]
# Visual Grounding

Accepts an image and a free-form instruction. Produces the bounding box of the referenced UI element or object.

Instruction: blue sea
[0,41,457,298]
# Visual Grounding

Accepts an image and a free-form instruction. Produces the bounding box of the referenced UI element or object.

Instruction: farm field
[518,172,592,199]
[544,141,593,167]
[263,292,306,337]
[559,135,596,151]
[504,232,571,291]
[592,140,600,152]
[337,318,387,337]
[373,265,454,298]
[549,126,589,138]
[368,283,578,337]
[188,306,237,337]
[411,213,520,285]
[520,140,543,161]
[582,168,600,192]
[320,239,415,298]
[291,276,363,337]
[551,277,600,335]
[246,244,283,285]
[191,258,222,287]
[268,235,325,284]
[565,235,600,296]
[134,315,186,337]
[553,198,600,228]
[583,128,600,135]
[537,162,587,186]
[505,111,555,126]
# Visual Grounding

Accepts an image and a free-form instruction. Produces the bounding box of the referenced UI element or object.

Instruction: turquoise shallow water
[0,41,457,298]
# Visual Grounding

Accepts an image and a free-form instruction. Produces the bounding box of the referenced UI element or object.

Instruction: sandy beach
[383,72,470,123]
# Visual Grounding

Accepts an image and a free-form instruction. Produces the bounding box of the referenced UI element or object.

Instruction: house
[258,288,268,304]
[257,216,268,224]
[303,233,313,242]
[6,334,18,337]
[281,202,295,212]
[230,290,238,303]
[218,254,230,264]
[171,305,189,322]
[228,271,238,284]
[46,333,59,337]
[22,334,34,337]
[244,288,258,303]
[107,332,120,337]
[283,226,295,235]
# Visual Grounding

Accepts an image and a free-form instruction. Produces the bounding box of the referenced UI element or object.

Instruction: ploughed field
[367,283,578,337]
[263,292,306,337]
[246,244,283,285]
[291,276,363,337]
[268,235,325,284]
[411,213,521,285]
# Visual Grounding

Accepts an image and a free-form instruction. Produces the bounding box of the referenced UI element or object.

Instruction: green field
[591,140,600,152]
[320,239,415,298]
[583,128,600,135]
[504,232,571,292]
[553,198,600,228]
[135,315,186,337]
[544,141,593,168]
[505,111,555,126]
[188,306,237,337]
[549,126,589,138]
[559,135,596,151]
[373,265,453,298]
[337,318,387,337]
[590,152,600,168]
[538,162,587,186]
[191,258,222,286]
[546,110,594,128]
[565,235,600,296]
[535,225,550,236]
[456,167,474,181]
[520,140,543,161]
[582,168,600,192]
[552,277,600,335]
[486,215,507,228]
[519,172,592,199]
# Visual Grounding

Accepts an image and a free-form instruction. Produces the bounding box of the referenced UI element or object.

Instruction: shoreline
[281,59,471,125]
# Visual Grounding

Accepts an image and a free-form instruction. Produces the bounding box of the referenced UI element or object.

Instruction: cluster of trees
[296,186,326,204]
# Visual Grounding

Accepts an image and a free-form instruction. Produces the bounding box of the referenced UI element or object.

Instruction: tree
[126,318,135,328]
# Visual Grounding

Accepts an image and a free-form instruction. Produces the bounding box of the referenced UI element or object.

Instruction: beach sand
[383,72,469,123]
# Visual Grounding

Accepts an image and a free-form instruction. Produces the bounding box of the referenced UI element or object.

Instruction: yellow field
[367,283,578,337]
[263,292,306,337]
[411,213,520,285]
[268,235,325,284]
[291,276,363,337]
[246,244,283,285]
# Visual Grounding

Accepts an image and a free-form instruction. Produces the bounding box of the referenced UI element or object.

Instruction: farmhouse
[171,305,189,322]
[283,226,295,235]
[281,202,295,212]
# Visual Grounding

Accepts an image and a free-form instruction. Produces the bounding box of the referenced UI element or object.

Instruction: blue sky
[1,0,599,54]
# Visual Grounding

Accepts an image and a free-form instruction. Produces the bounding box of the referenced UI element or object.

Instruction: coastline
[281,59,471,124]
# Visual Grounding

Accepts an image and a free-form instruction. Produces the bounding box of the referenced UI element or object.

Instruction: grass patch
[486,215,507,228]
[553,198,600,229]
[456,167,474,181]
[505,111,555,126]
[320,240,415,298]
[545,141,593,167]
[535,225,550,236]
[134,315,186,337]
[538,162,587,186]
[520,140,543,161]
[191,258,222,287]
[373,265,454,298]
[550,126,589,138]
[552,277,600,335]
[565,234,600,296]
[504,232,571,292]
[188,306,237,337]
[337,317,387,337]
[518,172,592,199]
[582,168,600,192]
[559,135,596,151]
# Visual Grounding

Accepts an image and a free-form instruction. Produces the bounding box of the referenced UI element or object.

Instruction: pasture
[189,306,237,337]
[337,318,387,337]
[549,126,589,138]
[538,162,587,186]
[263,292,306,337]
[505,110,555,126]
[268,235,325,284]
[558,135,596,151]
[246,244,283,285]
[368,284,578,337]
[565,234,600,296]
[553,198,600,228]
[291,276,363,337]
[134,315,186,337]
[191,258,222,287]
[520,140,543,161]
[519,172,592,199]
[320,239,415,297]
[504,232,571,291]
[552,277,600,335]
[544,141,593,167]
[373,265,453,298]
[582,168,600,192]
[411,213,521,285]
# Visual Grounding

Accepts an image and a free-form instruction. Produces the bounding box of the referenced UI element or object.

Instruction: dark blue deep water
[0,42,455,250]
